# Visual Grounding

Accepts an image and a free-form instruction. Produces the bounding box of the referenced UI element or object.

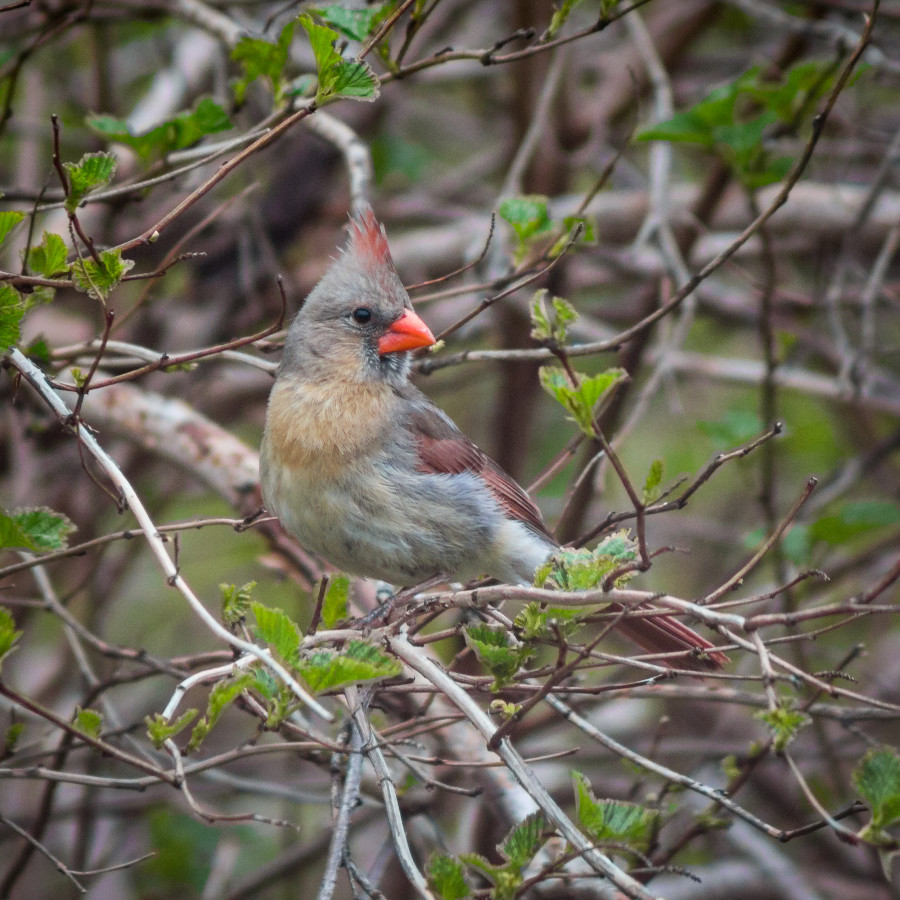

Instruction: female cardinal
[260,209,726,669]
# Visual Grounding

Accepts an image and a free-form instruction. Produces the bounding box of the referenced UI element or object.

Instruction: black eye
[351,307,372,324]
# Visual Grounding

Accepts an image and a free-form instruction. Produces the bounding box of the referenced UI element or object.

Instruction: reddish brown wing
[406,398,556,543]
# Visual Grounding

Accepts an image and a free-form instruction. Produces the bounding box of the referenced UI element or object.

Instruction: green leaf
[314,3,389,41]
[530,289,578,346]
[539,366,626,437]
[252,602,301,662]
[0,507,75,552]
[427,854,470,900]
[4,722,24,755]
[490,698,522,721]
[698,408,764,448]
[562,214,596,243]
[321,574,349,628]
[547,0,586,38]
[73,706,103,740]
[636,63,843,187]
[232,21,297,105]
[853,746,900,832]
[572,771,658,848]
[186,673,255,753]
[463,624,533,689]
[498,195,553,244]
[253,667,278,700]
[809,501,900,546]
[745,61,837,123]
[514,601,583,640]
[25,231,68,277]
[145,709,199,749]
[0,607,23,671]
[220,581,256,626]
[70,248,134,301]
[296,640,402,693]
[0,210,24,248]
[779,523,813,567]
[0,283,24,353]
[755,706,811,753]
[499,811,548,868]
[88,97,232,161]
[638,68,761,145]
[299,14,379,103]
[535,532,638,591]
[323,58,379,100]
[641,459,664,505]
[372,135,430,186]
[63,151,117,213]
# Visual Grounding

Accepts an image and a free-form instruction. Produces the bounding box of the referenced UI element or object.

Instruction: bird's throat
[263,376,397,478]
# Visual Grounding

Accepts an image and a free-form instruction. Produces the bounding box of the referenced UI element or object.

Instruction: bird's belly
[262,455,503,585]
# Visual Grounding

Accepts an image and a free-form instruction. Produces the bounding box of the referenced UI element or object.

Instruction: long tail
[609,604,729,671]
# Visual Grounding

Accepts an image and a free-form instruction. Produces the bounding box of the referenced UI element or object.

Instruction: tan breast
[263,376,397,479]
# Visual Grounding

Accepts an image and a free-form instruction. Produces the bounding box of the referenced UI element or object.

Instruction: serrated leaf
[809,501,900,546]
[63,151,117,212]
[73,706,103,740]
[427,853,469,900]
[88,97,232,161]
[573,771,658,847]
[296,640,401,693]
[252,601,300,662]
[853,747,900,831]
[299,15,341,76]
[25,231,68,277]
[514,601,583,640]
[206,673,254,726]
[232,21,297,105]
[463,624,533,689]
[499,811,548,867]
[70,248,134,301]
[0,512,32,551]
[145,709,199,749]
[253,667,278,700]
[536,533,638,591]
[299,14,379,103]
[641,459,664,505]
[321,574,349,628]
[322,58,379,100]
[498,195,553,243]
[186,673,255,753]
[539,366,626,436]
[755,706,811,753]
[7,507,75,552]
[0,210,24,248]
[0,606,23,670]
[530,289,577,345]
[314,3,389,41]
[221,581,256,625]
[0,283,24,352]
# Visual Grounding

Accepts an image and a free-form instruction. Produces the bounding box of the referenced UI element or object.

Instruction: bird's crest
[346,207,393,269]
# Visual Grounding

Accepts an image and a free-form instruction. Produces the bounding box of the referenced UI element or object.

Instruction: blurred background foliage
[1,1,899,898]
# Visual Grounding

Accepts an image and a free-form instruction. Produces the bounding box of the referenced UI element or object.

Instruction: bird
[260,208,727,669]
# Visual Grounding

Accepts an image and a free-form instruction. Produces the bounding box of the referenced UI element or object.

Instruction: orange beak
[377,308,435,355]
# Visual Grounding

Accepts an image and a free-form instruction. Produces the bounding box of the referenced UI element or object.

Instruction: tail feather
[609,604,729,671]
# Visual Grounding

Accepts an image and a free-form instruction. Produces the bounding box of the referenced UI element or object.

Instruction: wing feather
[404,397,555,542]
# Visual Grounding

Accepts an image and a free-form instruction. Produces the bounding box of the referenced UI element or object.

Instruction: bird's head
[280,209,435,387]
